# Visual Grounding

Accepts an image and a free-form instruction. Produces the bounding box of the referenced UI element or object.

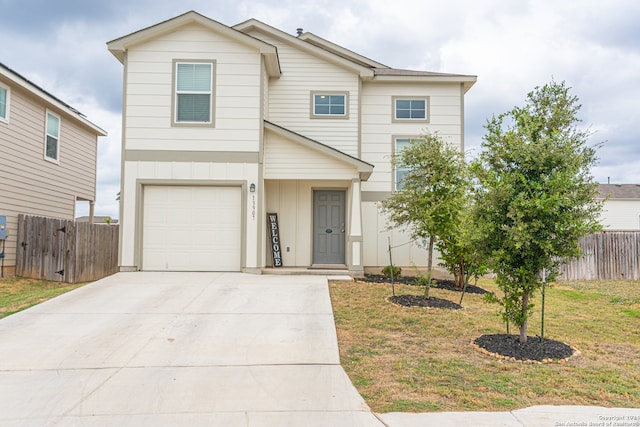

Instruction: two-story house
[107,11,476,275]
[598,184,640,230]
[0,63,106,276]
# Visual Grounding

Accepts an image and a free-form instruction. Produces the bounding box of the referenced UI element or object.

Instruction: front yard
[0,277,86,319]
[329,278,640,412]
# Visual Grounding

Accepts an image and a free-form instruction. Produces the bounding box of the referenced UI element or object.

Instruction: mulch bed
[473,333,577,363]
[388,294,462,310]
[361,274,488,295]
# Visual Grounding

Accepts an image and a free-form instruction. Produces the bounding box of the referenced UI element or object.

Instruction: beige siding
[124,23,263,152]
[119,160,260,269]
[246,31,360,157]
[362,201,442,269]
[264,179,351,267]
[360,82,463,193]
[600,200,640,230]
[0,79,98,270]
[263,130,359,180]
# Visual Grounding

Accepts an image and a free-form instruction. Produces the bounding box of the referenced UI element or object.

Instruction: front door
[313,190,346,265]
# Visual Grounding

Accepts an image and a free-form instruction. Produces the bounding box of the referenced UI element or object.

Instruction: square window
[45,111,60,162]
[174,61,214,125]
[394,97,428,121]
[311,92,348,118]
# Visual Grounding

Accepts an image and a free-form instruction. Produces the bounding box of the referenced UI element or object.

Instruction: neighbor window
[45,111,60,162]
[0,84,9,122]
[174,61,214,125]
[311,92,348,118]
[393,97,428,121]
[394,137,411,190]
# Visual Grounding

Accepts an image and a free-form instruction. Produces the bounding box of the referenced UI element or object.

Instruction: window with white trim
[0,84,9,122]
[393,97,428,121]
[311,92,348,118]
[45,111,60,162]
[394,137,411,190]
[174,61,214,124]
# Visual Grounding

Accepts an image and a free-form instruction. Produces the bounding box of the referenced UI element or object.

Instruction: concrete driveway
[0,272,384,426]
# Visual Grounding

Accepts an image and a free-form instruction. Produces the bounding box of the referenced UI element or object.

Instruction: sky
[1,0,639,219]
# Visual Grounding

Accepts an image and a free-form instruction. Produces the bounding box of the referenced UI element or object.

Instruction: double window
[311,92,348,118]
[393,97,428,122]
[45,111,60,162]
[173,61,215,125]
[0,84,9,122]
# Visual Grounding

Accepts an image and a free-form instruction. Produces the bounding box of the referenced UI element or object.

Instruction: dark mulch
[362,274,488,295]
[474,333,574,362]
[388,294,462,310]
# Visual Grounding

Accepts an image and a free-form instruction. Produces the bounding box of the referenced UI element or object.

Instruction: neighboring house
[0,63,107,276]
[598,184,640,230]
[76,216,119,225]
[107,11,476,275]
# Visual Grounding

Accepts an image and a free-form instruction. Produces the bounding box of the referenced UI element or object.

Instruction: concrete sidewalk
[0,272,637,426]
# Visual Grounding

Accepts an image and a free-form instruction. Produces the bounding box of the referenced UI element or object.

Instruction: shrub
[382,265,401,279]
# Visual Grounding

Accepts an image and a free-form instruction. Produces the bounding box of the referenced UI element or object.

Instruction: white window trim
[393,136,412,191]
[171,59,216,127]
[44,110,61,164]
[310,91,349,119]
[392,96,429,123]
[0,83,10,124]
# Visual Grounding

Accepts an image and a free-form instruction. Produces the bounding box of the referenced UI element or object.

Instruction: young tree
[474,80,603,343]
[380,133,470,296]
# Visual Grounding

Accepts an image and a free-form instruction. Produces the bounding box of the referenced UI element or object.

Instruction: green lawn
[0,277,87,318]
[329,278,640,412]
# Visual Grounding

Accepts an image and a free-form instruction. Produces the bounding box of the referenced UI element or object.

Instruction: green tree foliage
[473,80,603,343]
[380,133,472,295]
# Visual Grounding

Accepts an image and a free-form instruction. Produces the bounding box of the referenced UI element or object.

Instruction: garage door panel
[143,186,241,271]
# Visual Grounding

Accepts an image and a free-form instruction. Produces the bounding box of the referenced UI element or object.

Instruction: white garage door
[142,186,242,271]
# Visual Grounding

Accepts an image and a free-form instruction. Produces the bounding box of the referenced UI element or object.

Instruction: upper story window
[311,92,348,119]
[45,111,60,163]
[393,97,428,122]
[173,61,215,126]
[0,83,9,123]
[394,137,411,190]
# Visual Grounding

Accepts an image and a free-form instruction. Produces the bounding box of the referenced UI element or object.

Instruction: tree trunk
[519,290,530,343]
[424,236,434,298]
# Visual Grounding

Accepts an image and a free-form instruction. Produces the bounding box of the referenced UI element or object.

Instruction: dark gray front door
[313,190,346,265]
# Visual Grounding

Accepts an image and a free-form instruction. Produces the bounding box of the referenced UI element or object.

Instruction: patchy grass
[329,279,640,413]
[0,277,87,318]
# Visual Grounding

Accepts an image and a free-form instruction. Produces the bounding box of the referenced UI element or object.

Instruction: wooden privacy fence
[558,231,640,281]
[16,214,119,283]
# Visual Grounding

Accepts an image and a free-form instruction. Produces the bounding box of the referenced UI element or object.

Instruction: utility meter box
[0,215,6,241]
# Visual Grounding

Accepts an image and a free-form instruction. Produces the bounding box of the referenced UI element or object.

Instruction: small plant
[415,274,434,298]
[382,265,401,280]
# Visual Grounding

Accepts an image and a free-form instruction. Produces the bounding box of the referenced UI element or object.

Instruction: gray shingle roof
[598,184,640,199]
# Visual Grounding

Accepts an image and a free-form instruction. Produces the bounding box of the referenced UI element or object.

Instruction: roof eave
[107,11,282,76]
[0,65,107,136]
[234,20,374,78]
[371,74,477,91]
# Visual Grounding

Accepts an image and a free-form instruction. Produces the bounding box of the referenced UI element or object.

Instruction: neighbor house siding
[246,31,360,157]
[360,82,463,193]
[123,23,263,152]
[0,77,99,270]
[600,200,640,230]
